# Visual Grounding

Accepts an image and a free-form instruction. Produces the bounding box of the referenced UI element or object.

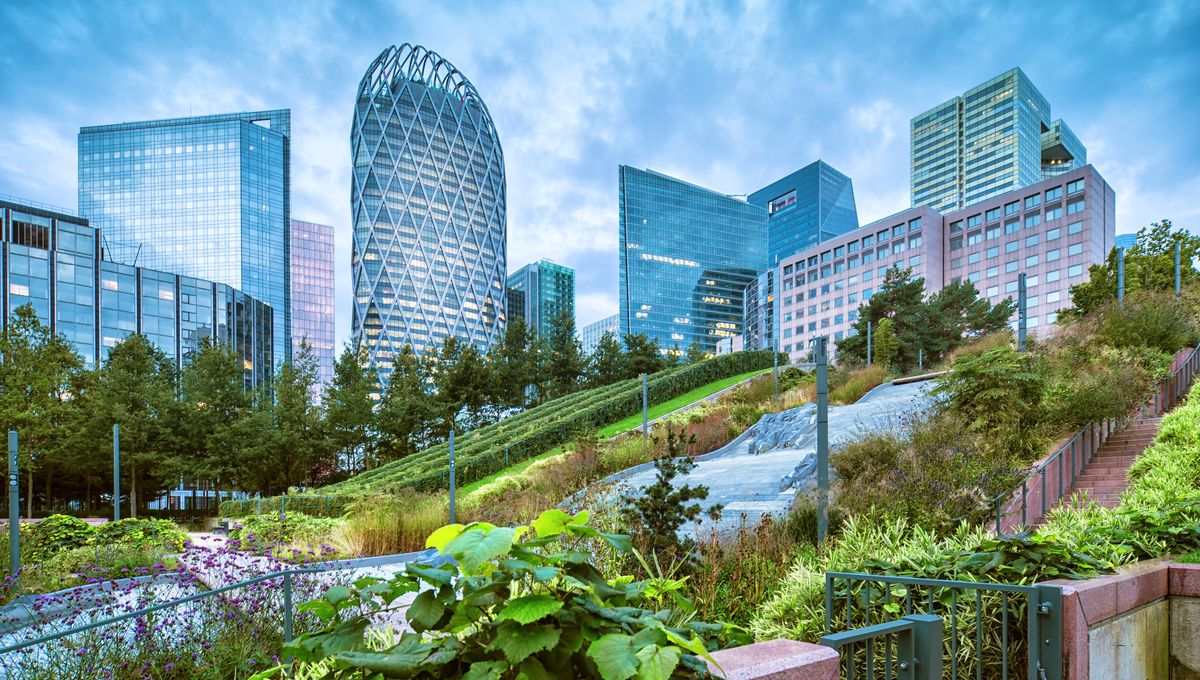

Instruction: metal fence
[824,572,1062,680]
[989,343,1200,534]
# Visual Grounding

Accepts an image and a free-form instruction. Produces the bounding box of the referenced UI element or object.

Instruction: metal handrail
[820,615,942,680]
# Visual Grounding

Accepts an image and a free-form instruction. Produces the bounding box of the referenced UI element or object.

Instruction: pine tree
[378,344,437,460]
[872,317,898,370]
[545,310,584,399]
[324,339,379,472]
[622,333,665,379]
[587,331,627,387]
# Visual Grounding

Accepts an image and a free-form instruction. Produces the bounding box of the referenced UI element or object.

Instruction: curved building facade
[351,44,506,385]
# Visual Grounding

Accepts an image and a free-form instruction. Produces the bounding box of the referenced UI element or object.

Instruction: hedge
[319,351,777,496]
[219,494,361,519]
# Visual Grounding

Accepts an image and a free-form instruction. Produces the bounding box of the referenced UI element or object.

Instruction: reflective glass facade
[1,198,272,386]
[579,313,618,356]
[290,219,335,387]
[78,110,291,367]
[351,44,506,386]
[619,167,767,354]
[911,68,1085,212]
[507,259,574,340]
[748,161,859,264]
[742,270,777,352]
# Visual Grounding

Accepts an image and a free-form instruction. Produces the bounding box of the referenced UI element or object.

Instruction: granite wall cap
[707,639,839,680]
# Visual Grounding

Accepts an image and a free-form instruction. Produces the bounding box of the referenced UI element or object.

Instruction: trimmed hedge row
[324,351,777,495]
[219,494,360,519]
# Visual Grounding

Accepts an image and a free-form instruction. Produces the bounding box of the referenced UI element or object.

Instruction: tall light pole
[448,428,456,524]
[1176,241,1182,296]
[8,431,19,578]
[1117,247,1126,306]
[1017,272,1027,352]
[815,337,830,546]
[113,424,121,522]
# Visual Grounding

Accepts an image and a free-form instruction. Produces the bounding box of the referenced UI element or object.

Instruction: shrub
[27,515,95,560]
[829,365,888,404]
[231,513,341,554]
[1091,290,1199,354]
[731,403,763,428]
[336,492,447,556]
[93,517,188,552]
[1041,344,1157,430]
[272,510,736,679]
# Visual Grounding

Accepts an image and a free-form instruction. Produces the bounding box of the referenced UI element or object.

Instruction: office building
[507,259,574,340]
[748,160,859,264]
[911,68,1086,213]
[290,219,335,387]
[78,110,292,367]
[1115,233,1137,251]
[1,197,272,386]
[351,43,506,386]
[619,166,768,354]
[741,270,778,352]
[579,313,618,355]
[778,165,1113,360]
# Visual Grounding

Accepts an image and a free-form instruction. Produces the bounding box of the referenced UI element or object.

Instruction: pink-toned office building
[776,164,1114,361]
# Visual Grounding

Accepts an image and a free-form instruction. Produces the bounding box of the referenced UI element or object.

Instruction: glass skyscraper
[507,259,574,340]
[911,68,1086,212]
[78,110,292,367]
[2,197,272,386]
[619,166,768,354]
[748,160,859,264]
[290,219,335,387]
[351,43,506,386]
[579,313,619,356]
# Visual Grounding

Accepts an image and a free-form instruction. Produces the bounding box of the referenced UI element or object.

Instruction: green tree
[0,305,84,516]
[89,334,177,517]
[1067,219,1200,316]
[838,267,925,367]
[544,310,584,399]
[246,342,327,494]
[685,341,708,364]
[586,331,626,387]
[179,338,248,509]
[872,317,898,370]
[377,344,438,461]
[486,319,537,409]
[432,337,492,433]
[622,333,665,379]
[323,339,379,472]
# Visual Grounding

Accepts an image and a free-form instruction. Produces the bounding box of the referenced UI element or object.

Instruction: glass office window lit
[290,219,335,387]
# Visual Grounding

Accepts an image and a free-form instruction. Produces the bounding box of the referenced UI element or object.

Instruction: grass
[597,368,770,438]
[1180,548,1200,564]
[459,446,565,496]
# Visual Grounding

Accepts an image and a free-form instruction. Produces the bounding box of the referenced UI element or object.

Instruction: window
[820,265,831,278]
[968,271,981,283]
[877,230,889,242]
[783,264,793,275]
[1006,260,1018,273]
[1068,243,1084,256]
[1025,254,1039,267]
[892,224,906,238]
[950,237,964,251]
[1067,178,1085,195]
[1006,280,1019,293]
[1005,219,1021,234]
[834,279,845,290]
[1067,199,1085,215]
[949,220,963,233]
[848,275,858,285]
[1024,213,1041,228]
[848,292,858,303]
[808,256,818,267]
[893,241,907,254]
[909,255,921,266]
[986,246,999,259]
[986,226,1001,240]
[1006,240,1019,253]
[1047,291,1061,304]
[1045,205,1063,221]
[908,217,922,232]
[863,235,874,247]
[877,245,890,258]
[1046,186,1063,202]
[821,250,832,263]
[864,288,874,299]
[847,256,859,269]
[967,214,982,228]
[1025,194,1041,209]
[821,283,831,294]
[1005,201,1020,216]
[1046,249,1061,262]
[968,252,981,264]
[1027,295,1039,308]
[909,235,922,248]
[986,207,1001,222]
[986,285,999,297]
[1025,234,1038,247]
[1046,228,1060,241]
[967,231,982,246]
[834,245,845,258]
[1028,317,1039,328]
[1046,269,1061,283]
[848,241,859,253]
[768,189,797,215]
[951,257,963,268]
[1027,275,1039,287]
[878,266,888,277]
[986,266,999,278]
[783,328,793,338]
[1067,221,1083,235]
[834,261,846,274]
[1046,312,1058,325]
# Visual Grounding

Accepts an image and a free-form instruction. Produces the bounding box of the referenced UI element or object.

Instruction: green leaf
[446,526,517,574]
[426,523,466,551]
[636,645,680,680]
[496,594,564,625]
[324,585,353,605]
[532,566,561,582]
[587,633,639,680]
[491,622,562,664]
[407,589,446,630]
[532,508,573,537]
[463,661,507,680]
[335,648,431,675]
[406,562,455,586]
[519,656,555,680]
[298,598,336,623]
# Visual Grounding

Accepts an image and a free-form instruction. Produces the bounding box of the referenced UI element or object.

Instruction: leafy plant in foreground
[260,510,735,679]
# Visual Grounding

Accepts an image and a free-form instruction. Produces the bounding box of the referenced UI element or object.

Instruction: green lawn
[460,446,565,496]
[596,368,770,438]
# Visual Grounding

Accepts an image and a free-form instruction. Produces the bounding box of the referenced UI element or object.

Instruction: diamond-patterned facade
[351,44,506,387]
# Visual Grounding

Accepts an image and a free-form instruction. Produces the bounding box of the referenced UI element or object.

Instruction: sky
[1,0,1198,348]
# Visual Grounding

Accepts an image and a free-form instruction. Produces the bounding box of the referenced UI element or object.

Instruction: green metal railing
[824,572,1062,680]
[820,614,942,680]
[990,343,1200,534]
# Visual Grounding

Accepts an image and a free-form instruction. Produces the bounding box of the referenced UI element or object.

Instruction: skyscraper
[290,219,335,387]
[579,313,619,355]
[78,110,292,366]
[507,259,574,340]
[351,43,506,386]
[748,160,859,264]
[619,166,768,354]
[910,68,1086,213]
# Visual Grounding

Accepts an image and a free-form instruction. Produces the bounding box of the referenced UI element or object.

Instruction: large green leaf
[496,594,564,625]
[407,589,446,630]
[587,633,639,680]
[334,647,431,675]
[426,523,466,551]
[636,645,680,680]
[323,585,353,605]
[463,660,507,680]
[531,509,573,537]
[446,526,517,574]
[491,622,562,664]
[406,562,455,586]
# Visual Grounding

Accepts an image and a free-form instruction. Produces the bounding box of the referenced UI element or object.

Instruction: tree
[1067,219,1200,317]
[245,342,328,494]
[685,341,708,364]
[0,305,84,517]
[544,310,584,399]
[872,317,898,370]
[323,339,379,472]
[377,344,437,462]
[622,333,665,379]
[89,334,177,517]
[586,332,626,387]
[838,267,925,368]
[179,338,248,509]
[919,280,1016,362]
[432,337,492,433]
[486,319,537,409]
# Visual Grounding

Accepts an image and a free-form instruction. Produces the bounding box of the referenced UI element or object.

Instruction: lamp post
[448,428,456,524]
[1176,241,1182,296]
[1018,273,1027,352]
[815,337,830,546]
[1117,247,1125,306]
[866,320,873,365]
[8,431,18,578]
[113,424,121,522]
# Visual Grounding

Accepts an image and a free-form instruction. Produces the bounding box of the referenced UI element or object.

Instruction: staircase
[1064,417,1161,508]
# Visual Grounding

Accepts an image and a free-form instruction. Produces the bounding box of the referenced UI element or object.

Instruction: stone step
[1074,473,1129,484]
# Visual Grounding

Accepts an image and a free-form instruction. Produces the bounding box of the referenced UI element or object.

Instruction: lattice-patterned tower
[351,44,506,387]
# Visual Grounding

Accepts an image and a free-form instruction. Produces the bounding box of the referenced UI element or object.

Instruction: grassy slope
[460,369,769,497]
[597,368,770,438]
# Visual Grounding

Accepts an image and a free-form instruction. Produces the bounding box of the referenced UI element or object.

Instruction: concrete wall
[1172,597,1200,679]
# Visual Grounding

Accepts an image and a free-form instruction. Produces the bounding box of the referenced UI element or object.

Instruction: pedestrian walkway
[1063,417,1161,508]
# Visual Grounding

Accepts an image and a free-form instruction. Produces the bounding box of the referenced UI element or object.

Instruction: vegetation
[1066,219,1200,316]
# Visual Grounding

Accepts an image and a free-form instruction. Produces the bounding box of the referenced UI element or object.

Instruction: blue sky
[1,1,1198,347]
